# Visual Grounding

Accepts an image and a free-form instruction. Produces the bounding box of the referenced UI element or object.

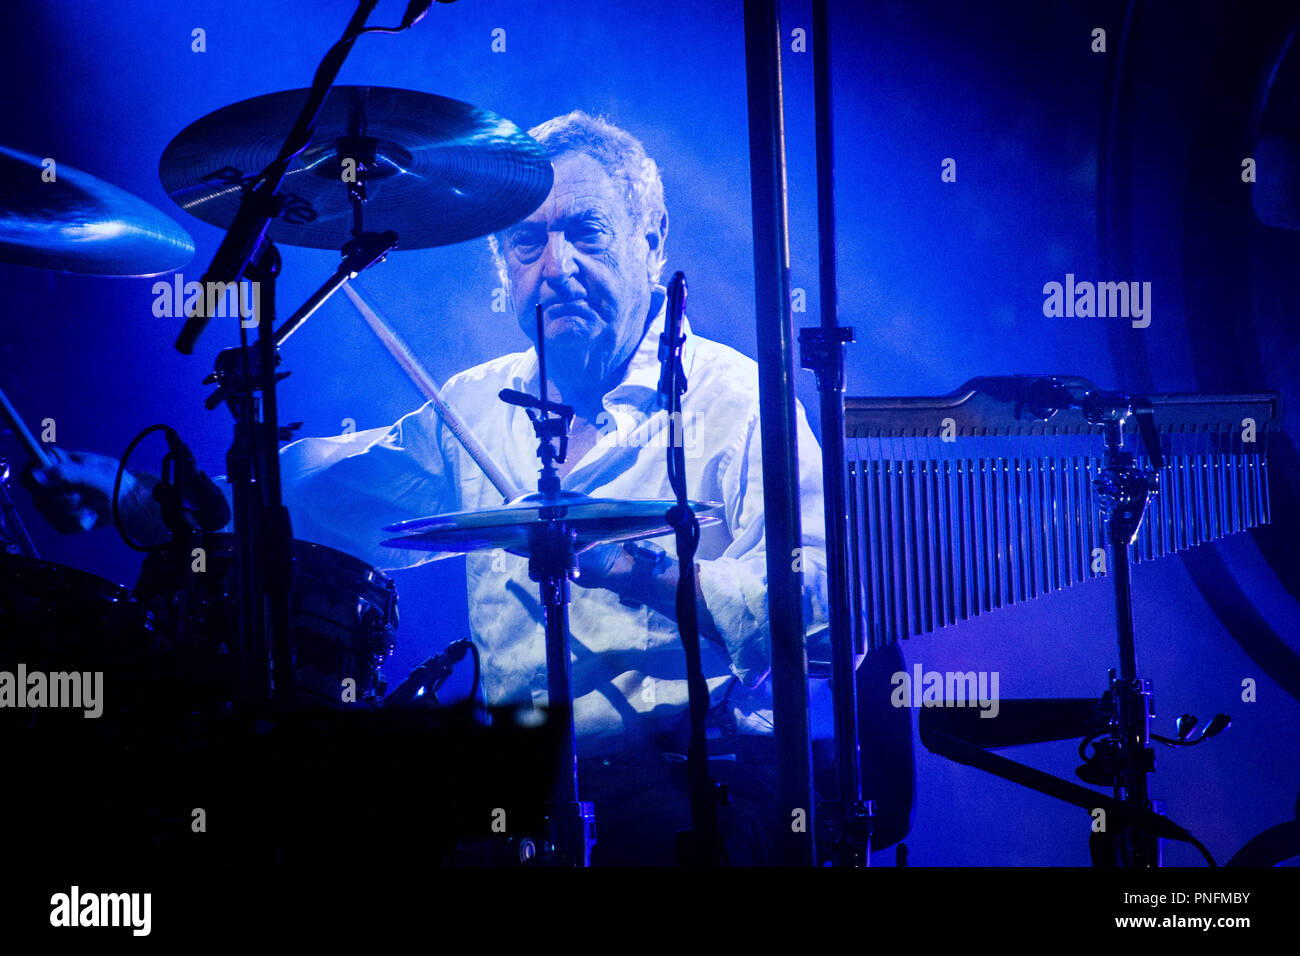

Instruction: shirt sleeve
[694,401,831,687]
[276,400,460,571]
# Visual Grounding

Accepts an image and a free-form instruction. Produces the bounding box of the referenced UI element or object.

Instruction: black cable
[112,424,174,553]
[660,271,719,864]
[1188,833,1218,867]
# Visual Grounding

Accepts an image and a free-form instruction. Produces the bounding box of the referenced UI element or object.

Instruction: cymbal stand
[1085,389,1163,866]
[1026,378,1166,865]
[199,145,398,712]
[497,304,595,867]
[180,0,385,710]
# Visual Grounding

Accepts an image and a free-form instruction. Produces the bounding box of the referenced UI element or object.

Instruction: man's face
[500,151,661,388]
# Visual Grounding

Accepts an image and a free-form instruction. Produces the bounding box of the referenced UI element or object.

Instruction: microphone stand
[658,272,722,866]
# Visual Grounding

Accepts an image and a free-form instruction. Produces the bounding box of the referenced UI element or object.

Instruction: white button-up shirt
[278,297,830,756]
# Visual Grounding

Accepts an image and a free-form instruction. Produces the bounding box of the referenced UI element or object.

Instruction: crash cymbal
[159,86,553,250]
[381,492,723,556]
[0,145,194,277]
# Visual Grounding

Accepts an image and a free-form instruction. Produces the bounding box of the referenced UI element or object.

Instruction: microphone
[153,427,232,534]
[498,388,574,421]
[383,640,474,707]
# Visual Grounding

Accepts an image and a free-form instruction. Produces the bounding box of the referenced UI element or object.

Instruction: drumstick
[340,281,522,503]
[0,382,54,468]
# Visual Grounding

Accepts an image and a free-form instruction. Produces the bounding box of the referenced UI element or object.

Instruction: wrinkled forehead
[524,151,632,226]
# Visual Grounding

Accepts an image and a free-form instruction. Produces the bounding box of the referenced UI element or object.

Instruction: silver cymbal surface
[0,145,194,277]
[382,492,724,556]
[159,86,553,250]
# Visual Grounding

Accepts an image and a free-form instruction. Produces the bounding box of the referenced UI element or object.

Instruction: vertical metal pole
[809,0,870,866]
[743,0,816,867]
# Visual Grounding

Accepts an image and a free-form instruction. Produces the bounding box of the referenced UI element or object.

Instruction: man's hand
[574,541,633,590]
[20,449,131,534]
[574,539,725,648]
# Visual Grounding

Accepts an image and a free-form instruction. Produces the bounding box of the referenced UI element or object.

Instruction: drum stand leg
[530,520,595,867]
[503,305,596,867]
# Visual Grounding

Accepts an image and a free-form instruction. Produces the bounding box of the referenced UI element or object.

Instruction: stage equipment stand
[178,1,385,709]
[743,0,816,866]
[797,0,873,867]
[497,305,597,867]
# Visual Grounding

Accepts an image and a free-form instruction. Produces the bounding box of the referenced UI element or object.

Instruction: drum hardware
[1018,381,1207,866]
[916,691,1226,865]
[156,12,554,709]
[492,303,586,866]
[1041,382,1169,865]
[861,376,1269,866]
[382,483,725,861]
[383,306,723,866]
[152,5,402,712]
[0,388,155,707]
[1,3,557,722]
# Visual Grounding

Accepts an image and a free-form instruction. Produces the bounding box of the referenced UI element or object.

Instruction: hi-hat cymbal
[159,86,553,250]
[0,145,194,277]
[382,492,724,557]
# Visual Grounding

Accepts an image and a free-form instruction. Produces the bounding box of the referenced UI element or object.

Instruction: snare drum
[134,534,398,707]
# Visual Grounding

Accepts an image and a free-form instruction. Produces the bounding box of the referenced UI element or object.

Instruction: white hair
[488,110,667,293]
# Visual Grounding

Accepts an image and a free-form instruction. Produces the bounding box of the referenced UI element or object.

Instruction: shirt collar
[511,285,696,411]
